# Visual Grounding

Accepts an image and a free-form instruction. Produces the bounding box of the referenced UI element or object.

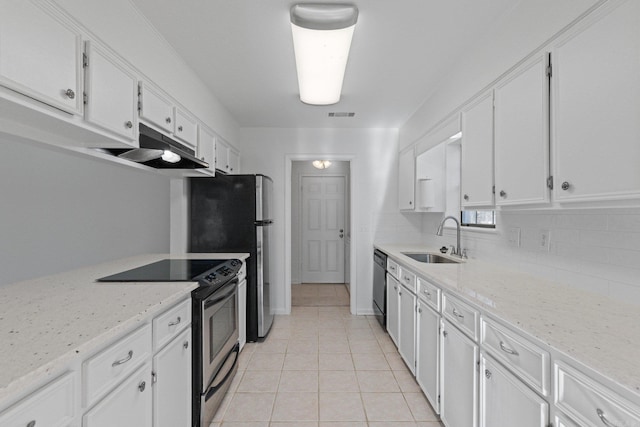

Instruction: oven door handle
[204,343,240,401]
[203,279,238,310]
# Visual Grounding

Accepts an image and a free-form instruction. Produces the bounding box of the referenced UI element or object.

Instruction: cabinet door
[153,328,191,427]
[480,353,548,427]
[386,274,400,346]
[441,321,478,427]
[416,300,440,414]
[215,139,230,172]
[197,126,216,176]
[84,363,152,427]
[0,0,83,115]
[461,92,494,207]
[84,42,137,141]
[228,149,240,174]
[398,148,416,210]
[238,279,247,351]
[138,82,174,133]
[494,53,550,206]
[398,285,416,374]
[173,107,197,149]
[552,0,640,203]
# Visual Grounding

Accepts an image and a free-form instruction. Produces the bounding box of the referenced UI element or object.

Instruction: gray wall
[0,134,171,286]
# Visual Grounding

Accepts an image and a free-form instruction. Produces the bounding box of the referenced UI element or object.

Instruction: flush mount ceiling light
[290,3,358,105]
[312,160,332,169]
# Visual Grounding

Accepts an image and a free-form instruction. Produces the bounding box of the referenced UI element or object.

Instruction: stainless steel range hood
[102,123,208,169]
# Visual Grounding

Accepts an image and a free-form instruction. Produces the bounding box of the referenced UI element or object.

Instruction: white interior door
[301,176,345,283]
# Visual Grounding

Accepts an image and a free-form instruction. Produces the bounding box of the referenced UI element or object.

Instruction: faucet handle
[448,245,455,255]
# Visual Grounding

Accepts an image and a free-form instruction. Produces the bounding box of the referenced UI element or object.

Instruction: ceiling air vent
[328,112,355,117]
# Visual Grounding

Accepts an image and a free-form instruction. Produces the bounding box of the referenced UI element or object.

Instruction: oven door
[201,279,239,390]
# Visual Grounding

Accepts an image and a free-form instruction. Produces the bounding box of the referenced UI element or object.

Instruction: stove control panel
[198,259,242,287]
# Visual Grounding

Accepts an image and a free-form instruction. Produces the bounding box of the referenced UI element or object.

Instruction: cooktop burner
[97,259,228,282]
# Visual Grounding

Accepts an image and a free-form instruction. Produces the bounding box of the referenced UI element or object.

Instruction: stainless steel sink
[401,252,461,264]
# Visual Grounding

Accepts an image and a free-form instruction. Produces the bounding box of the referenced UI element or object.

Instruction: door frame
[298,173,348,284]
[285,154,358,315]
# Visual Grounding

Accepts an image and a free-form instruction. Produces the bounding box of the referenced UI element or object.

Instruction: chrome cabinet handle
[168,316,181,327]
[65,89,75,99]
[452,307,464,319]
[125,121,133,129]
[499,190,507,198]
[138,381,146,392]
[485,369,492,379]
[499,341,519,356]
[166,117,172,124]
[597,409,619,427]
[112,350,133,367]
[183,340,189,349]
[561,181,571,191]
[178,125,183,132]
[27,421,36,427]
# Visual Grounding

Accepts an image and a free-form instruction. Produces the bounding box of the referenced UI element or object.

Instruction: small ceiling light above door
[312,160,332,169]
[290,3,359,105]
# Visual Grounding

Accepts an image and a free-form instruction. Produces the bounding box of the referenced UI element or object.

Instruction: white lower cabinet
[0,372,76,427]
[84,362,152,427]
[480,353,548,427]
[153,328,191,427]
[398,283,416,374]
[441,319,478,427]
[416,298,440,413]
[386,274,400,346]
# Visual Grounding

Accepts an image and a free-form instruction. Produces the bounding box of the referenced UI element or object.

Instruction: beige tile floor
[291,283,350,307]
[210,284,443,427]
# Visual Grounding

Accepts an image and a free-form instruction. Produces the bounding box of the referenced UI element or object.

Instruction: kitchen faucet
[436,216,463,257]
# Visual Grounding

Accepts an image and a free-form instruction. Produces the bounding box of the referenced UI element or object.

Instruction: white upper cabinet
[228,147,240,174]
[138,82,174,134]
[494,53,550,206]
[197,126,216,176]
[415,142,446,212]
[215,138,240,174]
[83,42,138,142]
[0,0,83,115]
[173,107,198,149]
[552,0,640,204]
[461,92,495,208]
[398,148,416,210]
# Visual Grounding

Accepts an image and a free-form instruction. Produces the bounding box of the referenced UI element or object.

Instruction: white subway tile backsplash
[607,214,640,232]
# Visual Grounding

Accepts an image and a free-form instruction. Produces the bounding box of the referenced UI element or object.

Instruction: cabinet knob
[178,125,183,132]
[485,369,492,379]
[183,341,189,349]
[418,308,422,314]
[125,121,133,129]
[499,190,507,198]
[166,117,172,124]
[463,194,469,201]
[138,381,146,392]
[409,201,412,205]
[27,421,36,427]
[561,181,571,191]
[64,89,75,99]
[443,330,448,337]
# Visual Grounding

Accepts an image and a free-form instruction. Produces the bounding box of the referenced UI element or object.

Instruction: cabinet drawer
[442,293,478,341]
[417,277,440,311]
[83,324,152,408]
[387,259,399,280]
[153,298,191,351]
[481,317,549,396]
[555,361,640,427]
[398,266,416,293]
[0,372,76,427]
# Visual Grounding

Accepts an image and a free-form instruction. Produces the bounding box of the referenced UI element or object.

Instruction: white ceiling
[129,0,517,129]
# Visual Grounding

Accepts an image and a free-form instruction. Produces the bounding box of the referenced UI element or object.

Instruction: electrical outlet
[539,229,551,251]
[508,227,521,247]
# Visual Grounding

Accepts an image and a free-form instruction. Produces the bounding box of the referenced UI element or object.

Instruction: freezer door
[256,222,274,337]
[256,175,273,222]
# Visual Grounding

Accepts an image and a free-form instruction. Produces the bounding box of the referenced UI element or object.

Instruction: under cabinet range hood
[100,123,208,169]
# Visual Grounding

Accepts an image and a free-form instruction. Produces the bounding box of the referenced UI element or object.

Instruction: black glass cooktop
[97,259,227,282]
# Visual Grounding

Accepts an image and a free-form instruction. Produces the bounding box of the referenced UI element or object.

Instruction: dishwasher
[373,249,387,328]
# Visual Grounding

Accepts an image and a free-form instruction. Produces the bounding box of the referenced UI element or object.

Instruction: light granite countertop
[0,252,248,406]
[375,243,640,397]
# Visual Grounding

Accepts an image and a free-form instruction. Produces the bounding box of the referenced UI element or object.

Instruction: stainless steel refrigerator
[189,174,274,341]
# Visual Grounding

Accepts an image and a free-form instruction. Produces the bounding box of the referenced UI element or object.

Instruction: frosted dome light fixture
[290,3,358,105]
[312,160,332,169]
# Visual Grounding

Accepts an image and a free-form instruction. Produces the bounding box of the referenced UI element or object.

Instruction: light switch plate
[508,227,521,247]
